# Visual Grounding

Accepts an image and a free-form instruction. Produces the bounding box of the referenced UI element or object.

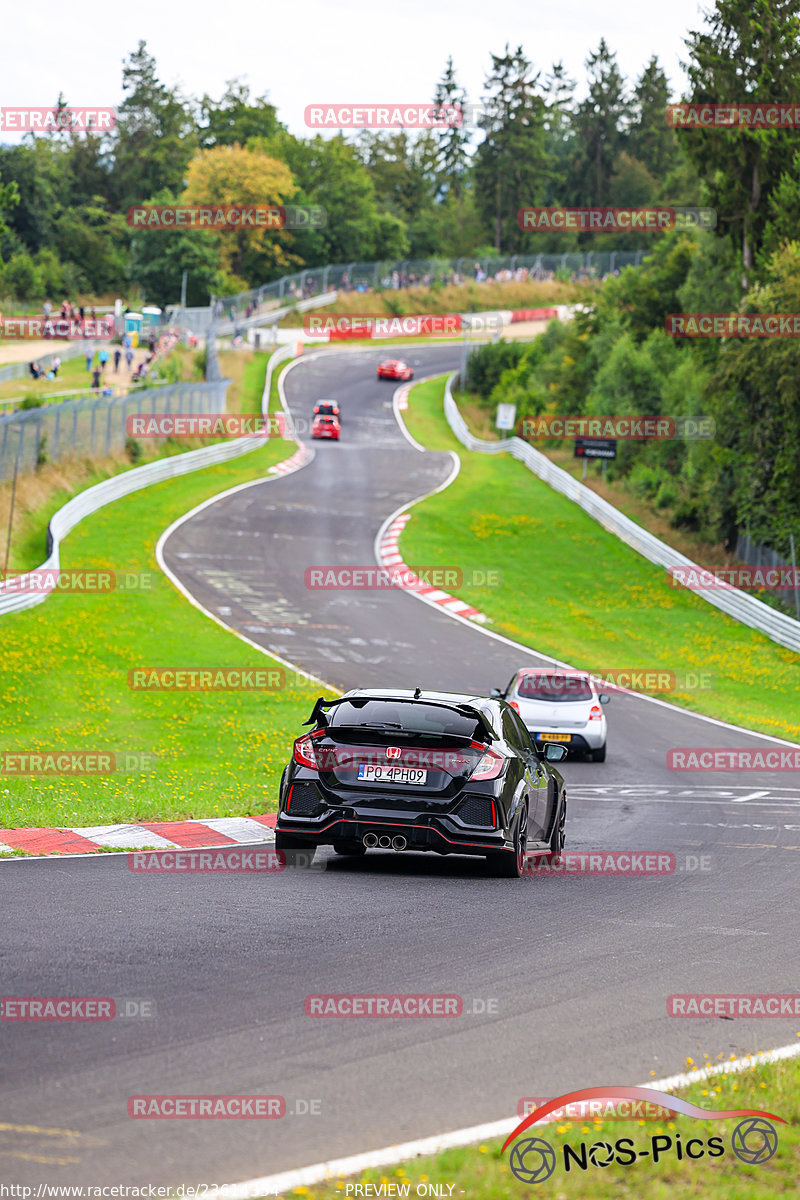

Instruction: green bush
[655,479,678,509]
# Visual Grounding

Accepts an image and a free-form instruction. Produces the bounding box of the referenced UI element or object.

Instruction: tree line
[465,0,800,563]
[1,30,704,307]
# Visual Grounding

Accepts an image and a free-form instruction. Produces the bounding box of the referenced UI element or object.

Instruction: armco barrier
[0,343,297,617]
[443,375,800,655]
[0,380,226,483]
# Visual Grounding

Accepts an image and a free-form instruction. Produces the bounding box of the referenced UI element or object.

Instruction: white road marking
[202,1043,800,1199]
[603,918,769,936]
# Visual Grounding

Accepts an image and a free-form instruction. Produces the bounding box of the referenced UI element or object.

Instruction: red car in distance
[312,414,341,440]
[377,359,413,381]
[313,399,340,420]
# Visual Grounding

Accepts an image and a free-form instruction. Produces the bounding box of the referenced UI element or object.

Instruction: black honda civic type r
[275,688,568,877]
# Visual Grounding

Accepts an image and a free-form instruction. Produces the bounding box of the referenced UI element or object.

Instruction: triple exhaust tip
[363,833,407,850]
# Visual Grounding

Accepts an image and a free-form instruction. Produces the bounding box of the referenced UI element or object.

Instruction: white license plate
[357,764,427,785]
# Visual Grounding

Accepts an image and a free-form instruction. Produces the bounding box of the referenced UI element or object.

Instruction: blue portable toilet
[125,311,143,347]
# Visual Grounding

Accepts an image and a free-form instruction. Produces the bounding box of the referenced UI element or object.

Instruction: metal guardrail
[0,381,229,483]
[442,375,800,656]
[0,343,296,617]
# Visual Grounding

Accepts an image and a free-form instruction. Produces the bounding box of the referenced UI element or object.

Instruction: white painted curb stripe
[205,1042,800,1198]
[67,825,179,850]
[197,817,275,842]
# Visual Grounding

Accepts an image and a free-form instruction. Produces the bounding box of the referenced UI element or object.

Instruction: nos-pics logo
[503,1086,783,1184]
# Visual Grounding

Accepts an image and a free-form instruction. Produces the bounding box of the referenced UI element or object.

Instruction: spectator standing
[51,355,61,376]
[85,348,93,372]
[114,348,121,372]
[98,347,109,373]
[125,346,134,373]
[91,367,101,389]
[43,299,52,320]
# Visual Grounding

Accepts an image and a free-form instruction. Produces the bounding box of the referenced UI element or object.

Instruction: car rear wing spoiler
[301,695,495,740]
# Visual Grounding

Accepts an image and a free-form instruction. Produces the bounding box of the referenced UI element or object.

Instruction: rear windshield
[328,699,480,738]
[516,674,593,702]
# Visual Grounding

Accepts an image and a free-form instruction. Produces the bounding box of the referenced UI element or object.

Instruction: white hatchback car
[495,669,610,761]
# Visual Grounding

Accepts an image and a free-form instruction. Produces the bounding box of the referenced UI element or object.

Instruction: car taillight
[588,705,602,720]
[468,742,506,781]
[293,731,322,768]
[508,700,520,713]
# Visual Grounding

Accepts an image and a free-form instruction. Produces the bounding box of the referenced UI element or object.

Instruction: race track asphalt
[1,344,795,1185]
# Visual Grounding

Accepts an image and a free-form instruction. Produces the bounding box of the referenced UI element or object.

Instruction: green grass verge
[399,378,800,742]
[0,354,96,401]
[292,1054,799,1200]
[0,352,325,830]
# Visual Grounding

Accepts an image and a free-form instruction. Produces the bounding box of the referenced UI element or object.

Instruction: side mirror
[599,693,610,704]
[489,687,503,698]
[543,743,568,762]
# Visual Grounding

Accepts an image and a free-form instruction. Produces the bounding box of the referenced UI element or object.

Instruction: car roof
[516,667,590,678]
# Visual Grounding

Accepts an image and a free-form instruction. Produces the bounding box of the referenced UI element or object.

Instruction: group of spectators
[29,355,61,379]
[42,299,102,328]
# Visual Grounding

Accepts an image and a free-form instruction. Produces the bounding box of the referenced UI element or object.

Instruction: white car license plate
[357,764,427,785]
